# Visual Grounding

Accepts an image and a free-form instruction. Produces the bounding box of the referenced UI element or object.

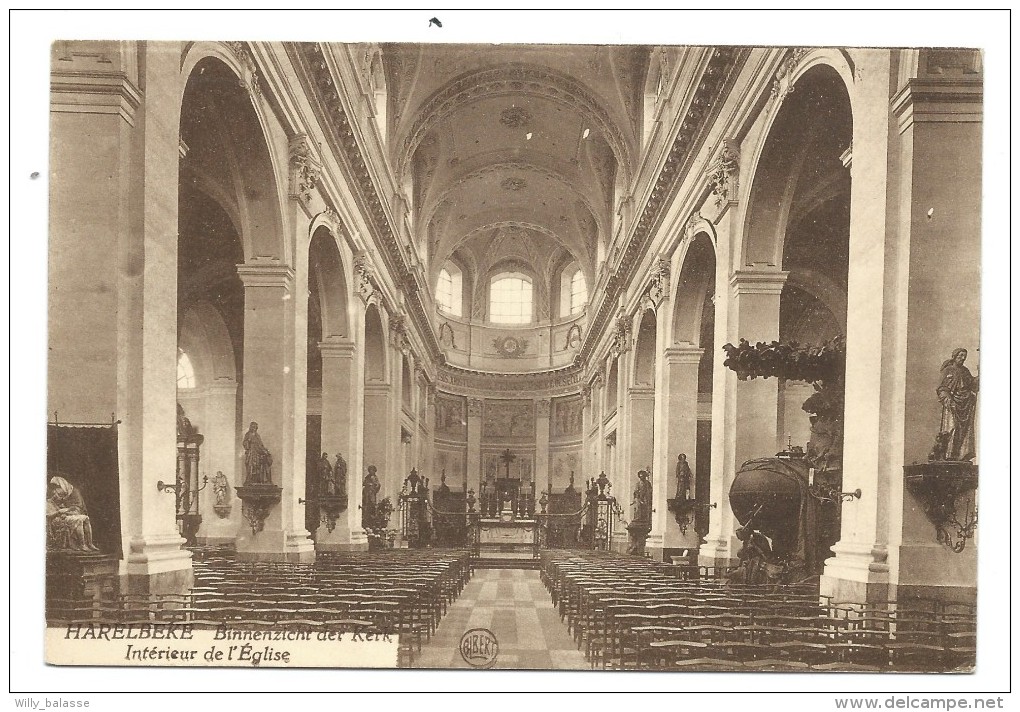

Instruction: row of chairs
[541,551,976,672]
[48,548,475,666]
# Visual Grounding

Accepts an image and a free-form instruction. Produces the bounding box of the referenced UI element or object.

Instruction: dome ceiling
[383,44,650,287]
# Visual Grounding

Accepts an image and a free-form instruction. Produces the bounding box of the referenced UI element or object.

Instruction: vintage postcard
[12,8,1010,702]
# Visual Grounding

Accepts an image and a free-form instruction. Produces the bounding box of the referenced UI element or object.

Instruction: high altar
[479,450,536,553]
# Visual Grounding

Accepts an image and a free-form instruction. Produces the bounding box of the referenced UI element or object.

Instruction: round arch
[308,225,352,340]
[633,309,658,386]
[178,302,237,386]
[737,52,855,269]
[363,304,388,383]
[179,45,289,265]
[670,233,717,347]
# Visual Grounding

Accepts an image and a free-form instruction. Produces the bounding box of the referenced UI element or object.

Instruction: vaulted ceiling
[382,44,651,291]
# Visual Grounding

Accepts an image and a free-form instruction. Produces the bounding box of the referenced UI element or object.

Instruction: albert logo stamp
[459,628,499,668]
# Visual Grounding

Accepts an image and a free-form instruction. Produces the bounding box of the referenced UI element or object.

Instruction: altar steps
[475,555,541,570]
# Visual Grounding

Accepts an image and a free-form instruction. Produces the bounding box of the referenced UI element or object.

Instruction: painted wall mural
[435,393,467,440]
[482,399,534,439]
[552,396,583,439]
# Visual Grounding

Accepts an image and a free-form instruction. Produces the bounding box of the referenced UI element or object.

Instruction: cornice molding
[577,48,748,368]
[437,363,583,397]
[290,43,442,363]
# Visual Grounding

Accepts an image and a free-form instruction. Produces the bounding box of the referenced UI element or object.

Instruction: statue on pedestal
[931,348,979,462]
[334,453,348,500]
[212,471,230,507]
[632,470,653,524]
[675,454,693,500]
[362,465,381,527]
[319,452,335,496]
[242,421,273,485]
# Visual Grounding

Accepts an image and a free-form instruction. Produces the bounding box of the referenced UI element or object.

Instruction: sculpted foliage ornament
[645,256,671,308]
[289,134,321,204]
[611,310,632,356]
[723,335,846,472]
[353,252,380,305]
[770,48,809,104]
[228,41,261,97]
[706,140,740,205]
[492,335,528,358]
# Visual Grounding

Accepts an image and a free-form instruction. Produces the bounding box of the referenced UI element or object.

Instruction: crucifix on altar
[496,448,520,518]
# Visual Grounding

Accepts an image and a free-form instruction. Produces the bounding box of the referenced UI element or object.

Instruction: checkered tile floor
[411,568,588,670]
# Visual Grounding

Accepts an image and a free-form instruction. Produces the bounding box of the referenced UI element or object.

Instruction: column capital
[730,269,789,296]
[203,379,239,397]
[664,344,705,364]
[237,262,294,289]
[891,78,983,134]
[318,338,356,358]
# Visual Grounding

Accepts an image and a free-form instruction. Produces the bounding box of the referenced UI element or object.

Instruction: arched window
[177,349,196,389]
[489,273,533,324]
[559,264,588,318]
[436,264,462,317]
[569,269,588,315]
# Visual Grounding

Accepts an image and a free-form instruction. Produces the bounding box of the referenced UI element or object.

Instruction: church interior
[45,40,982,672]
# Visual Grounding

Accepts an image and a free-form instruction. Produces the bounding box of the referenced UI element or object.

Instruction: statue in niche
[632,470,653,524]
[675,453,693,500]
[319,452,336,496]
[242,421,273,485]
[212,471,230,508]
[931,348,979,462]
[46,476,99,552]
[334,453,348,500]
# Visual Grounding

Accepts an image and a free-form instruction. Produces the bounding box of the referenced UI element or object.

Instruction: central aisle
[412,568,588,670]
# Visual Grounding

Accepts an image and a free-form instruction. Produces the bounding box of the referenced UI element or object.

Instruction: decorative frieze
[439,364,583,395]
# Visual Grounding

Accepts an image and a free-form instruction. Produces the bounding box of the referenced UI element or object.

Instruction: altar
[479,517,536,547]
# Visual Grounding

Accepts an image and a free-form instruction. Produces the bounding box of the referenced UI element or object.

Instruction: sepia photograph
[9,7,1012,706]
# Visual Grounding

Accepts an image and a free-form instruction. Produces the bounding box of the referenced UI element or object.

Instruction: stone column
[580,385,593,484]
[48,43,193,593]
[823,49,981,605]
[315,338,365,551]
[699,269,787,567]
[423,384,437,484]
[661,345,704,552]
[236,262,314,562]
[466,398,483,502]
[535,399,551,504]
[196,380,240,545]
